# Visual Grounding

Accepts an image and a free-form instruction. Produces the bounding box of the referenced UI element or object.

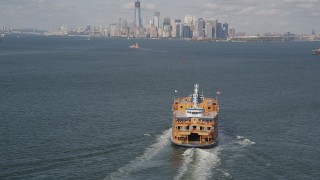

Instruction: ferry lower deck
[171,117,219,147]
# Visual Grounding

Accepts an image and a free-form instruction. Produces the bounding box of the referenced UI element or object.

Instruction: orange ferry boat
[171,84,220,148]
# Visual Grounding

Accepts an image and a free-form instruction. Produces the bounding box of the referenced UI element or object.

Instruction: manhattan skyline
[1,0,319,34]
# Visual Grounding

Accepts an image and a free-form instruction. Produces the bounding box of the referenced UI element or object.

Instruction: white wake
[236,135,256,146]
[174,148,195,180]
[107,128,171,179]
[107,129,255,179]
[174,147,222,180]
[174,133,255,179]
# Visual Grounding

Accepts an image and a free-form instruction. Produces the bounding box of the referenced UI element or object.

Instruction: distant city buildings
[1,0,319,41]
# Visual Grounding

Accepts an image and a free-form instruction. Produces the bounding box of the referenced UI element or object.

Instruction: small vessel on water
[129,43,140,50]
[312,49,320,55]
[171,84,220,148]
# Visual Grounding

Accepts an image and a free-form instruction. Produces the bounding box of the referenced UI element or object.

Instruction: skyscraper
[163,17,171,27]
[223,23,229,38]
[134,0,142,28]
[216,23,222,38]
[205,19,217,39]
[163,25,171,38]
[183,25,192,38]
[171,19,181,38]
[229,28,236,37]
[153,12,160,29]
[205,23,213,39]
[173,22,182,38]
[193,18,205,39]
[184,15,194,27]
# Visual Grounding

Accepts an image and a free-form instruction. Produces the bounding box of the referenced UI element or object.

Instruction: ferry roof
[174,110,217,119]
[177,97,216,104]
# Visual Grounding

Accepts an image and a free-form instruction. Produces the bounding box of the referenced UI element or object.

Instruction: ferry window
[207,127,211,130]
[186,126,189,130]
[178,126,181,130]
[180,106,183,108]
[193,126,196,130]
[200,126,203,130]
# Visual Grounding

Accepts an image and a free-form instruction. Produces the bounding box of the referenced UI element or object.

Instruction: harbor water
[1,36,320,179]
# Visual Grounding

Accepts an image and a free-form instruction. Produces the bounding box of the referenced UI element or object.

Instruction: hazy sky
[1,0,319,34]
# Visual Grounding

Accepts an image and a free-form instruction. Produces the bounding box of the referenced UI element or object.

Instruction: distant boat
[129,43,140,50]
[312,49,320,55]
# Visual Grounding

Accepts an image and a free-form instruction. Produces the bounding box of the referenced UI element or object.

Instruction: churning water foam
[174,148,195,180]
[107,129,172,179]
[108,129,255,179]
[236,135,256,146]
[174,147,222,180]
[174,133,256,180]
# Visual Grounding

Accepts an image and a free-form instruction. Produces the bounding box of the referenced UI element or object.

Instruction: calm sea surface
[1,36,320,179]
